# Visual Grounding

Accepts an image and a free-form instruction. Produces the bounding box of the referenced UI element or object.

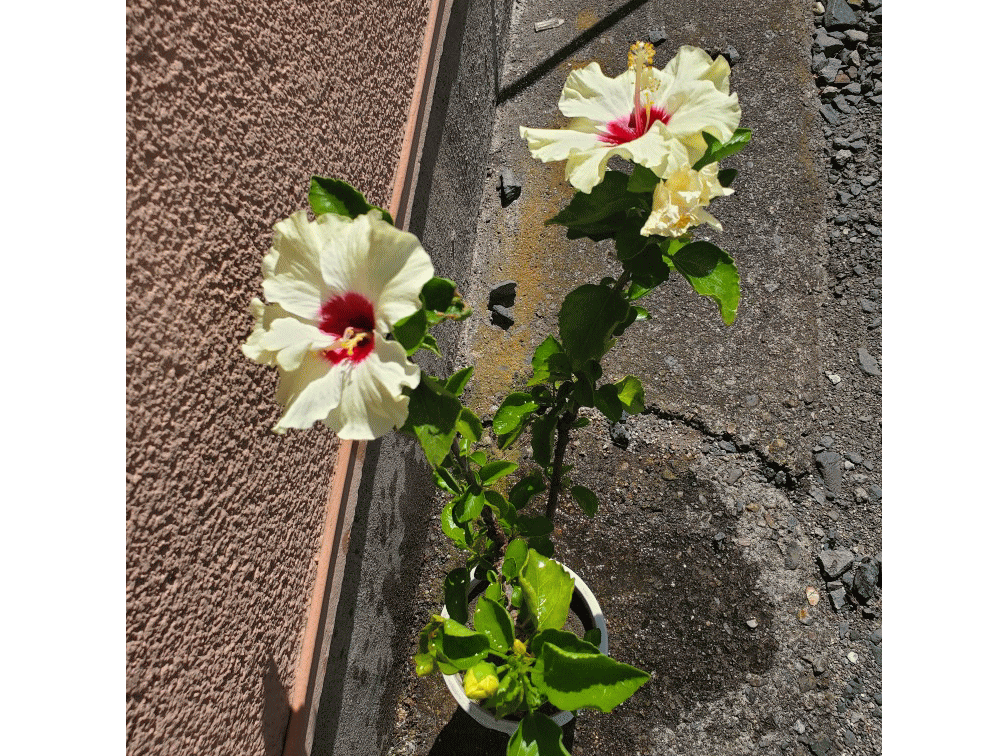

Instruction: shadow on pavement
[428,708,577,755]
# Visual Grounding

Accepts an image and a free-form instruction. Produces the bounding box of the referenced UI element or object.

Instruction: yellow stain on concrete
[575,9,599,31]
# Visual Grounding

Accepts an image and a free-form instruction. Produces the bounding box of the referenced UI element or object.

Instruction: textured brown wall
[126,1,429,753]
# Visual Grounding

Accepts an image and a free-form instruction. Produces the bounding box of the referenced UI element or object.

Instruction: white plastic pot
[440,563,608,734]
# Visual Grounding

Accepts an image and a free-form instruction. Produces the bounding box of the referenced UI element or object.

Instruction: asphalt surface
[313,0,881,754]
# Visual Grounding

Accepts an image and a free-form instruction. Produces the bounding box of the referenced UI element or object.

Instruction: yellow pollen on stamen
[319,327,370,357]
[628,42,656,131]
[338,326,369,356]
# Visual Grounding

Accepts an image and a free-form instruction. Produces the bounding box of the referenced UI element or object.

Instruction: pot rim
[439,561,608,734]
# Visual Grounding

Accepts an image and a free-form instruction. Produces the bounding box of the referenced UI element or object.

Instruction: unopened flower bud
[463,661,500,700]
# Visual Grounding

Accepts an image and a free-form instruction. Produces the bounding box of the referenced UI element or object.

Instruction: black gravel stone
[819,58,842,82]
[857,347,881,376]
[488,280,517,308]
[818,548,855,579]
[498,168,522,207]
[490,304,515,329]
[807,735,834,756]
[824,0,858,30]
[841,728,857,748]
[853,560,879,601]
[815,450,844,499]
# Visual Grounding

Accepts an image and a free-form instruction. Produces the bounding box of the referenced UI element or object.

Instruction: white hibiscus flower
[243,209,434,439]
[520,43,741,194]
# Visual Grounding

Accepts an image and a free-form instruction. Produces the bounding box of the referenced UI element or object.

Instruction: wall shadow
[261,652,292,756]
[495,0,650,104]
[308,439,381,756]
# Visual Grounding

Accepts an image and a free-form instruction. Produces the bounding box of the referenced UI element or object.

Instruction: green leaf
[445,365,474,396]
[502,540,529,580]
[594,385,623,424]
[516,516,554,538]
[485,579,504,603]
[669,240,740,325]
[392,309,427,354]
[546,171,640,241]
[627,281,655,301]
[441,502,467,548]
[530,413,558,469]
[444,567,470,624]
[489,669,526,721]
[620,241,670,291]
[509,472,547,510]
[571,373,594,408]
[613,375,645,414]
[484,489,517,530]
[308,176,394,223]
[595,375,645,424]
[540,643,650,713]
[518,549,575,632]
[570,485,599,517]
[583,627,602,648]
[558,285,630,371]
[437,617,491,673]
[401,375,462,467]
[456,489,486,524]
[529,628,599,657]
[527,535,555,559]
[529,335,572,386]
[417,332,441,356]
[433,465,462,494]
[692,128,753,171]
[610,298,641,340]
[493,393,539,449]
[627,163,661,194]
[474,596,515,654]
[614,225,651,263]
[522,670,544,711]
[510,584,525,612]
[420,277,458,312]
[507,711,571,756]
[479,459,519,485]
[717,167,738,188]
[456,407,483,443]
[469,450,488,467]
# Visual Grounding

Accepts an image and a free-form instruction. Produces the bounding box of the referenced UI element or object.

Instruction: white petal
[664,83,741,142]
[556,63,634,122]
[322,337,420,439]
[520,124,601,164]
[273,353,344,432]
[242,298,284,365]
[262,211,331,320]
[621,127,690,176]
[260,317,334,372]
[316,211,371,299]
[661,46,731,92]
[364,213,434,332]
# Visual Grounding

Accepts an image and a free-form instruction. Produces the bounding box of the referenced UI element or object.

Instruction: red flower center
[598,105,671,145]
[318,292,376,364]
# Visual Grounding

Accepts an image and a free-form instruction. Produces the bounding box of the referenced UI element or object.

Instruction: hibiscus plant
[244,42,749,756]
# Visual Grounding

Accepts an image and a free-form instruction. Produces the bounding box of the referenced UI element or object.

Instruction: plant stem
[545,411,576,521]
[450,439,507,555]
